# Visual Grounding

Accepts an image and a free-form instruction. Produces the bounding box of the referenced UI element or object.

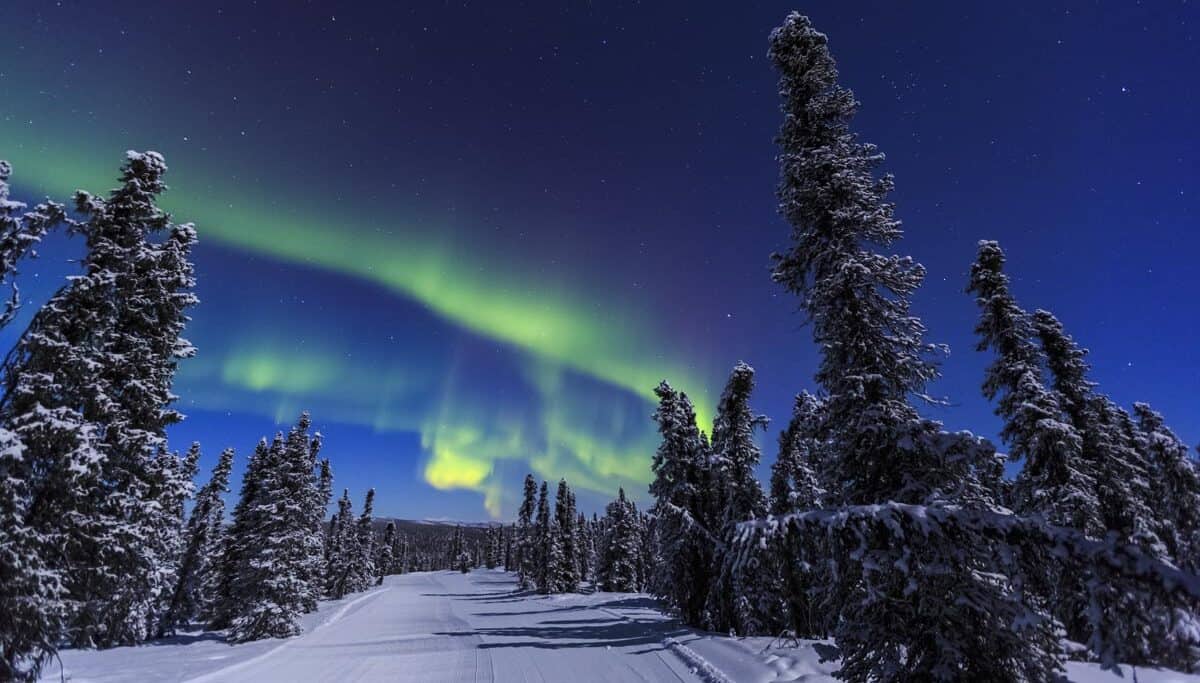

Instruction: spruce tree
[766,17,1057,679]
[211,439,270,628]
[553,479,579,592]
[1,151,199,648]
[377,522,397,583]
[769,392,826,516]
[226,435,301,642]
[766,392,828,638]
[1134,402,1200,572]
[286,415,326,613]
[163,446,234,633]
[0,161,70,680]
[351,489,377,591]
[0,425,65,682]
[576,512,592,584]
[535,481,552,592]
[325,489,358,599]
[648,381,715,624]
[969,242,1100,532]
[516,474,537,588]
[770,17,941,507]
[599,488,640,592]
[706,362,769,633]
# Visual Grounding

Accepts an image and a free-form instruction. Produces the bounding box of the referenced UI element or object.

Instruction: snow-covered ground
[41,569,1200,682]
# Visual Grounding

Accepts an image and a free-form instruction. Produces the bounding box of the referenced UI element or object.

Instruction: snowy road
[47,570,704,683]
[44,570,1200,683]
[193,571,701,683]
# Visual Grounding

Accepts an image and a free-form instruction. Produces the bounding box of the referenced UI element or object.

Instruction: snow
[41,570,1200,682]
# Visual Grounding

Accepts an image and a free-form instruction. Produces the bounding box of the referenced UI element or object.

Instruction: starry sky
[1,1,1196,520]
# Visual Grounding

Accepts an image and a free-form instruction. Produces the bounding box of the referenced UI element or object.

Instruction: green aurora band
[0,125,716,515]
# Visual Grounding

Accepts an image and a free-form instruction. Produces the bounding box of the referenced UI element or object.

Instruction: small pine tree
[599,489,640,592]
[377,522,396,584]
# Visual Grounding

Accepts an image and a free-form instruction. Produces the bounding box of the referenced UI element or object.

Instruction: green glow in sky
[0,121,715,517]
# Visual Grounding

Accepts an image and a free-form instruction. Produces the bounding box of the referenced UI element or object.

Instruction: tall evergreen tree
[1,151,199,648]
[0,161,71,680]
[162,446,234,633]
[350,489,377,591]
[516,474,537,588]
[706,362,769,633]
[764,17,1058,680]
[226,418,324,643]
[534,481,553,592]
[1134,402,1200,573]
[211,439,269,628]
[648,381,715,624]
[969,242,1100,532]
[286,416,326,614]
[770,18,940,507]
[324,489,358,599]
[553,479,579,592]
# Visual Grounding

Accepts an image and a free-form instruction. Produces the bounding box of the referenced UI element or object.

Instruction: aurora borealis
[2,2,1196,519]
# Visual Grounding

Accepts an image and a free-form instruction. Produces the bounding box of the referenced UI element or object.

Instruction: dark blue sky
[1,1,1195,519]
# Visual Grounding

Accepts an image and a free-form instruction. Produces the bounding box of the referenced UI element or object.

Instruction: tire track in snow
[595,605,733,683]
[180,586,390,683]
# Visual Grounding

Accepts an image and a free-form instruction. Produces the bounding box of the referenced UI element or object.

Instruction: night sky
[1,2,1195,520]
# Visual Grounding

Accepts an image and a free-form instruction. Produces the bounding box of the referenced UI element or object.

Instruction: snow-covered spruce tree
[968,242,1120,651]
[1132,403,1200,668]
[516,474,537,588]
[765,392,829,638]
[452,525,472,573]
[0,151,198,649]
[576,512,592,584]
[1032,310,1170,612]
[225,435,297,642]
[377,522,396,583]
[226,419,325,643]
[0,424,66,682]
[350,489,378,592]
[768,392,826,517]
[770,17,942,508]
[764,16,1055,680]
[284,415,326,614]
[0,162,71,680]
[648,381,716,624]
[211,438,271,628]
[1133,402,1200,572]
[599,488,640,592]
[553,479,579,592]
[534,481,553,592]
[969,242,1100,533]
[162,446,234,634]
[324,489,358,599]
[705,362,771,634]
